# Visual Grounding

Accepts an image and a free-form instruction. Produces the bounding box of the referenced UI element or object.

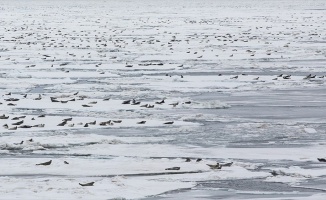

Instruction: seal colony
[0,91,207,131]
[0,0,325,199]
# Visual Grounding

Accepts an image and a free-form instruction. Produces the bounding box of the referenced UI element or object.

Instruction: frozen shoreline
[1,0,326,199]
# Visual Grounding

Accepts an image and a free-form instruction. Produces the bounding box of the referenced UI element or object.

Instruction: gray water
[1,0,326,199]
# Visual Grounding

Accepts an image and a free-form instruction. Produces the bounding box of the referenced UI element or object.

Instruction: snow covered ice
[0,0,326,199]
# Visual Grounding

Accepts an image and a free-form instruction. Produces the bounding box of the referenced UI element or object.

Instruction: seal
[57,121,67,126]
[99,122,107,126]
[207,163,222,169]
[19,125,32,128]
[33,124,45,128]
[36,160,52,166]
[88,120,96,125]
[79,182,95,186]
[63,117,72,122]
[51,98,60,102]
[0,115,9,119]
[283,75,291,79]
[304,74,311,79]
[165,167,180,170]
[34,94,42,100]
[169,102,178,107]
[12,120,24,125]
[155,99,165,104]
[8,126,17,130]
[122,100,131,104]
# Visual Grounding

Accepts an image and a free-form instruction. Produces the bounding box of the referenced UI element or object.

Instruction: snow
[0,0,326,199]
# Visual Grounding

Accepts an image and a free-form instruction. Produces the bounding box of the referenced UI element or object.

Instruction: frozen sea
[0,0,326,199]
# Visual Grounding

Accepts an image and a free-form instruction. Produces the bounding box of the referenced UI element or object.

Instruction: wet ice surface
[1,0,326,199]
